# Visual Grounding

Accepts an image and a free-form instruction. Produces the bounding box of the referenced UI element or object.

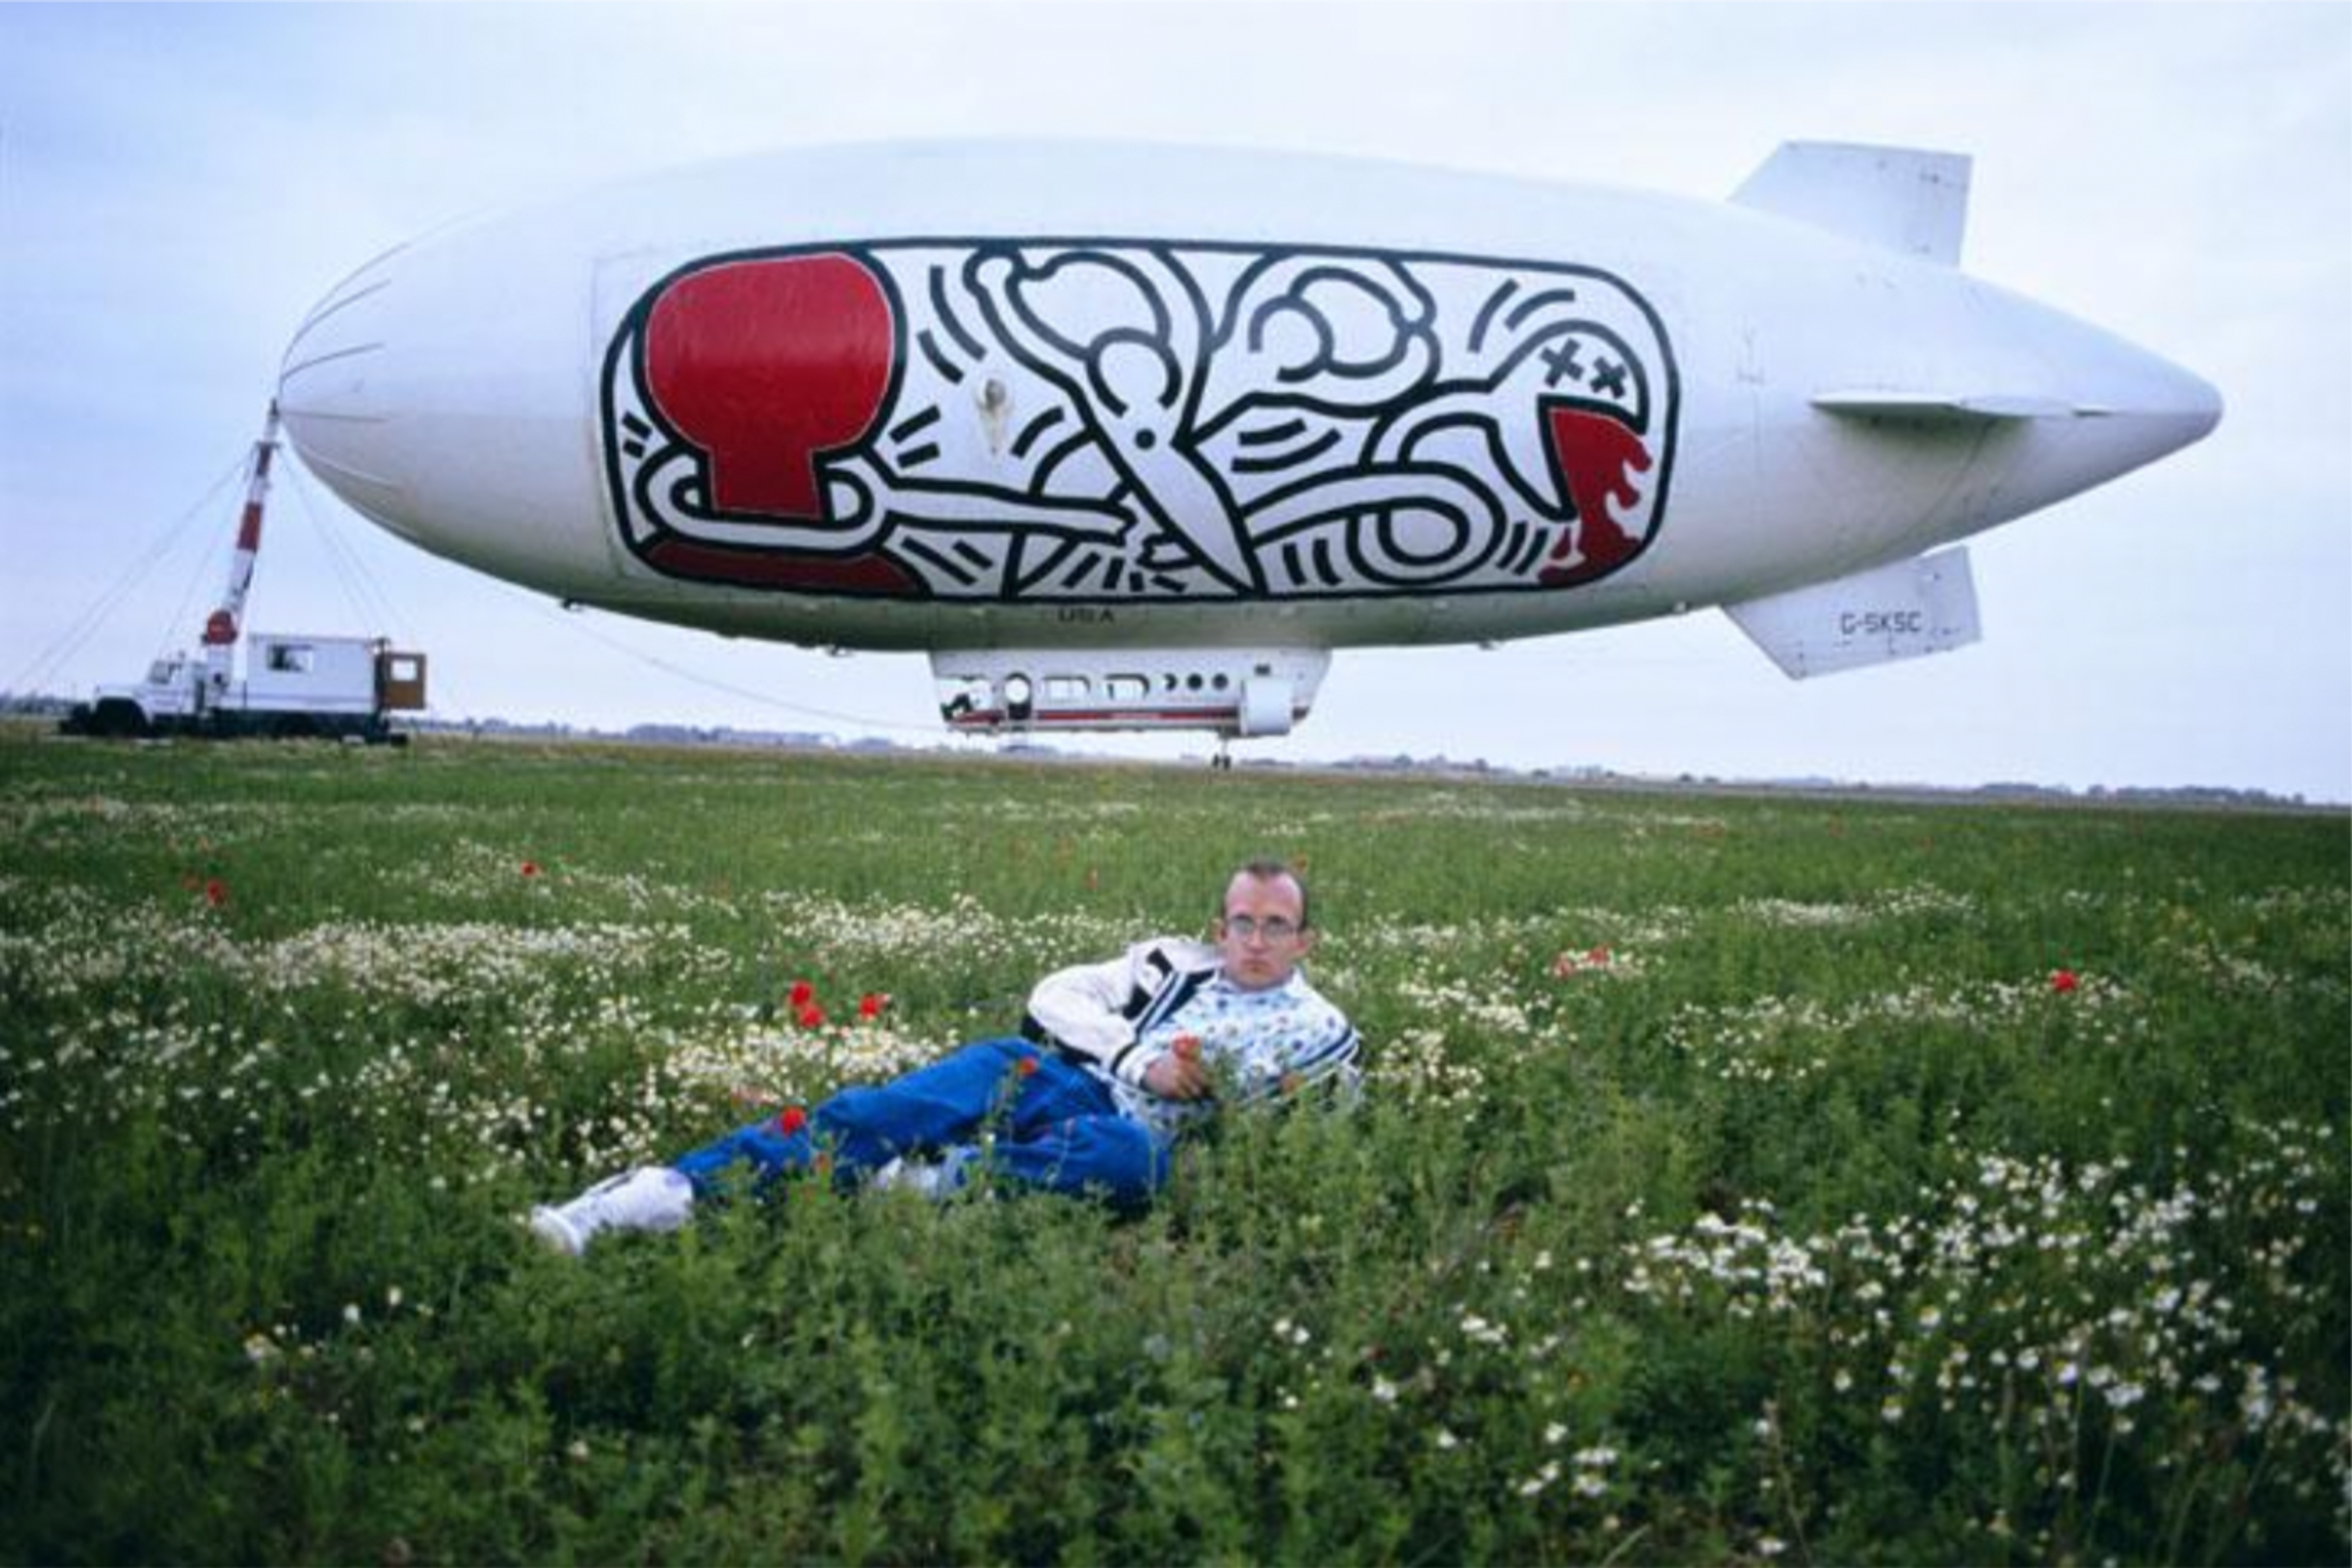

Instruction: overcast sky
[3,3,2346,800]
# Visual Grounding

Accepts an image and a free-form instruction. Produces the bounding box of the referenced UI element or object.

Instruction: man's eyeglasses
[1223,914,1300,943]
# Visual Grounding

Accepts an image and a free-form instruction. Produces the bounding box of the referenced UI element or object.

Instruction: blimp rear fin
[1812,390,2094,421]
[1733,142,1971,265]
[1725,548,1981,679]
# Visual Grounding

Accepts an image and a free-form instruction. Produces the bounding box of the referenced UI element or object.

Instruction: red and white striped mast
[201,403,281,692]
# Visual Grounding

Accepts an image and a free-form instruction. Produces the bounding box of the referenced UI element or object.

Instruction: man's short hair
[1227,858,1311,930]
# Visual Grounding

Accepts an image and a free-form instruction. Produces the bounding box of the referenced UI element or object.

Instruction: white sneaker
[869,1147,978,1200]
[527,1204,589,1255]
[869,1156,929,1196]
[528,1166,695,1254]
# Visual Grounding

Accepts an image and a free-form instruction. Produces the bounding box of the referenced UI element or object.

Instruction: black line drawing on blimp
[601,241,1676,606]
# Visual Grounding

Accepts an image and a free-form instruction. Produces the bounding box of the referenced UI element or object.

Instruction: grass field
[1,727,2345,1565]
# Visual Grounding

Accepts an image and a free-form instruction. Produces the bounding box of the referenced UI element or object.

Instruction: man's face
[1215,870,1314,992]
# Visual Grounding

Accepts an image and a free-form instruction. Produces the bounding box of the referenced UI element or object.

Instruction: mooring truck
[61,406,428,744]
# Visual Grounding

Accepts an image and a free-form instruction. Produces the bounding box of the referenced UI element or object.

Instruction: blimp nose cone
[276,223,613,600]
[277,248,414,538]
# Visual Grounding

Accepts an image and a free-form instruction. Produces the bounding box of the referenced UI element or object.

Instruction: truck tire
[90,699,149,739]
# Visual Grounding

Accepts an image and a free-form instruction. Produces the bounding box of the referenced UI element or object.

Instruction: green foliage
[1,729,2345,1564]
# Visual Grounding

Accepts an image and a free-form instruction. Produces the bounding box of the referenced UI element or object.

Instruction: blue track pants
[670,1037,1167,1208]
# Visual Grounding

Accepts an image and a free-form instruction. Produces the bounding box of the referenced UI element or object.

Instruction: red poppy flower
[2051,969,2081,995]
[788,979,815,1009]
[796,1004,826,1030]
[520,861,540,878]
[857,992,887,1020]
[1015,1055,1039,1078]
[203,878,228,908]
[777,1106,809,1136]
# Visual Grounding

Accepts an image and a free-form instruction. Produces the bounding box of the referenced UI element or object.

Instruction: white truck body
[66,407,428,744]
[75,634,424,741]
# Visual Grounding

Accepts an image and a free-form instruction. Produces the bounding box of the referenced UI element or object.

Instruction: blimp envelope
[598,242,1677,606]
[278,140,2222,740]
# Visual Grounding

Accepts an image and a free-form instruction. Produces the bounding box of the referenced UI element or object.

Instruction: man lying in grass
[530,859,1359,1251]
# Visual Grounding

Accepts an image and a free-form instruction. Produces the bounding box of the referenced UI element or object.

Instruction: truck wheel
[91,699,149,738]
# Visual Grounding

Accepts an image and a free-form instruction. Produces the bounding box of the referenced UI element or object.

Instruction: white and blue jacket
[1022,937,1360,1140]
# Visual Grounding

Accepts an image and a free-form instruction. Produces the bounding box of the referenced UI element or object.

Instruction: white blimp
[277,141,2220,742]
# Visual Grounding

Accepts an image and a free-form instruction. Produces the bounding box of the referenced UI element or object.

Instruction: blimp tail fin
[1812,390,2090,421]
[1733,142,1971,265]
[1725,548,1981,679]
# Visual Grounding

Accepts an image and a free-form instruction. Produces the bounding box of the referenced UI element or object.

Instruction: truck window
[266,644,314,674]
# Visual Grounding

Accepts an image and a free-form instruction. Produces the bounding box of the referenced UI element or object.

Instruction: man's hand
[1142,1034,1212,1101]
